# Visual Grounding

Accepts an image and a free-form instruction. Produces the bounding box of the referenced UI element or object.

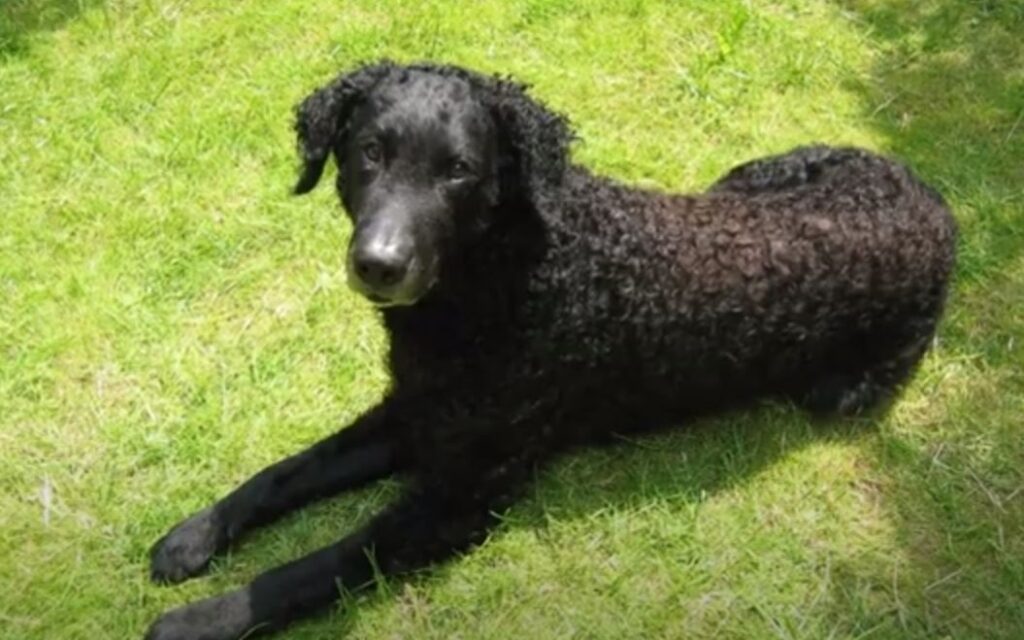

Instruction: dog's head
[292,61,571,306]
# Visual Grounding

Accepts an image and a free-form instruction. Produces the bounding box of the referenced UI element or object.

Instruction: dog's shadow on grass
[0,0,105,58]
[521,406,865,525]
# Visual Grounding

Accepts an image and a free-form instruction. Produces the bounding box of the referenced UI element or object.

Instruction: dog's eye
[362,142,383,163]
[448,159,474,181]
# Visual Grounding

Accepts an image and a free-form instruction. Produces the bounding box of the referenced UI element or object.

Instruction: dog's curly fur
[145,62,957,640]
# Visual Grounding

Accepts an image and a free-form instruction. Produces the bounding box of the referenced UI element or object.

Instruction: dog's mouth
[362,291,421,308]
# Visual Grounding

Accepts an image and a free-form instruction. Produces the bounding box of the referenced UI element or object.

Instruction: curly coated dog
[145,61,957,639]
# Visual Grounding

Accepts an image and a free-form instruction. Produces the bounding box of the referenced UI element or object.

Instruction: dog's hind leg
[149,403,402,584]
[800,330,935,418]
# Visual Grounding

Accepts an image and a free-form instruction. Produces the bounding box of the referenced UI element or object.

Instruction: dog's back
[532,147,956,416]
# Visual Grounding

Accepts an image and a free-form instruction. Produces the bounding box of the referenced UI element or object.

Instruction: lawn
[1,0,1022,638]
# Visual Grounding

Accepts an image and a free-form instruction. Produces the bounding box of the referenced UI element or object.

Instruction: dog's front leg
[144,453,534,640]
[150,402,403,584]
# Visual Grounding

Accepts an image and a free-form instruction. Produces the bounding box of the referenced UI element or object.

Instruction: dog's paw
[149,507,225,584]
[145,591,254,640]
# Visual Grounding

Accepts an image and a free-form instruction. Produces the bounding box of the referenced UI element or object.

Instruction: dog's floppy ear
[488,78,573,206]
[292,62,394,195]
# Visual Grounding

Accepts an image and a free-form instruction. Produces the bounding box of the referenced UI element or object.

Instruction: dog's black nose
[352,245,411,290]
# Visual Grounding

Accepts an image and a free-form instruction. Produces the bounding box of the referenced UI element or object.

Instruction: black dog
[145,61,956,639]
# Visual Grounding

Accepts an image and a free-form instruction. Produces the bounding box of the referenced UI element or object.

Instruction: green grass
[2,0,1022,638]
